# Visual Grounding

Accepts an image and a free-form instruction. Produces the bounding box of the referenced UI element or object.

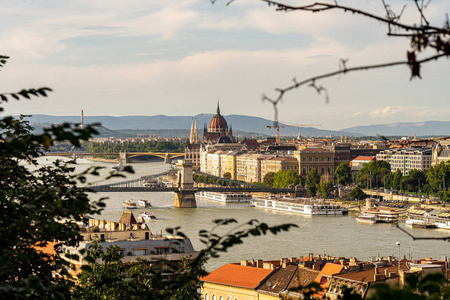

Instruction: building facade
[376,147,433,175]
[294,148,334,181]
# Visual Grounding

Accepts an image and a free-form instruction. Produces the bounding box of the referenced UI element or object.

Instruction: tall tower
[80,110,84,130]
[189,118,199,144]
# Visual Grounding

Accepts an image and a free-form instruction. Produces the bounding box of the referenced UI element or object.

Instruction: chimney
[309,253,314,261]
[241,260,248,266]
[256,259,263,268]
[263,263,274,270]
[385,269,389,277]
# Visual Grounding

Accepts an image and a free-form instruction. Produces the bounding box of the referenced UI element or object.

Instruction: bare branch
[265,53,446,104]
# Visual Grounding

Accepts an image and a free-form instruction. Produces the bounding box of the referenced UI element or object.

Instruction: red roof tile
[201,264,273,289]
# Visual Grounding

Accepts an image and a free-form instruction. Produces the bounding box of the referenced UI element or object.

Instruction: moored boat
[406,207,450,229]
[251,197,347,215]
[137,199,152,208]
[123,200,137,209]
[196,191,252,203]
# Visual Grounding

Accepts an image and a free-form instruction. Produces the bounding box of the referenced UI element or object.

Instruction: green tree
[392,169,403,191]
[273,170,300,188]
[401,169,426,193]
[334,162,352,186]
[223,172,232,179]
[263,172,275,187]
[426,162,450,193]
[305,169,320,197]
[319,181,334,199]
[356,161,391,189]
[349,186,367,200]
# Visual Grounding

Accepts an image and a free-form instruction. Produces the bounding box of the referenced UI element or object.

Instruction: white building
[376,147,433,175]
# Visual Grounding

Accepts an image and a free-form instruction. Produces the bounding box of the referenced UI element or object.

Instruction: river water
[34,158,450,270]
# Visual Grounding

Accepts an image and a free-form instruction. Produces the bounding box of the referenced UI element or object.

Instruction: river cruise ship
[196,191,252,203]
[251,197,347,215]
[406,208,450,229]
[359,207,402,223]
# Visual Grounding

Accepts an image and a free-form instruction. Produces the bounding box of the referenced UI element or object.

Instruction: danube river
[36,157,450,270]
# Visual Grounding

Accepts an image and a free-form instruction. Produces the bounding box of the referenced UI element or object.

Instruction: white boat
[196,191,252,203]
[123,200,137,209]
[406,208,450,229]
[361,207,400,223]
[356,213,377,224]
[251,197,347,215]
[137,199,152,208]
[140,211,157,221]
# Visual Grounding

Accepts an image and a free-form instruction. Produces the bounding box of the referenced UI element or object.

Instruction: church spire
[217,101,220,115]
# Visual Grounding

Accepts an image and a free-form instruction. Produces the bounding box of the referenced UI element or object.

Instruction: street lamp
[396,241,401,272]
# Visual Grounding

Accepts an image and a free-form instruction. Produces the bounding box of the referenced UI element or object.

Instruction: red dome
[209,113,228,133]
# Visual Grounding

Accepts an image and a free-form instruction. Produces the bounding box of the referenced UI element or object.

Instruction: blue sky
[1,0,449,130]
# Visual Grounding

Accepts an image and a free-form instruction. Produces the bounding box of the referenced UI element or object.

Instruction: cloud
[369,106,398,118]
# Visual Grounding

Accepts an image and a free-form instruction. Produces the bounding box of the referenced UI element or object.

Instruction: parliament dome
[208,104,228,133]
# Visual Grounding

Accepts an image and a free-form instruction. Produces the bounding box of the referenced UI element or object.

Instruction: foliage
[356,161,391,189]
[319,181,334,199]
[392,169,403,191]
[349,186,367,200]
[305,169,320,197]
[334,162,352,186]
[273,169,300,189]
[366,272,450,300]
[223,172,232,179]
[263,172,275,187]
[0,111,115,297]
[401,169,427,194]
[426,162,450,193]
[73,220,297,300]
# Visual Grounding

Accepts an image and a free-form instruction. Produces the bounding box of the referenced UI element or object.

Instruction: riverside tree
[334,162,353,186]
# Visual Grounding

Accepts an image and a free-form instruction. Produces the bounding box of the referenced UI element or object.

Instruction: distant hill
[23,114,355,137]
[341,121,450,136]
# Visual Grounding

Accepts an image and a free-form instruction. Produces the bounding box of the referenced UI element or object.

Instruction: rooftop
[201,264,273,289]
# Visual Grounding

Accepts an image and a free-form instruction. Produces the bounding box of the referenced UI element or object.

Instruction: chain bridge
[44,151,184,163]
[90,160,298,208]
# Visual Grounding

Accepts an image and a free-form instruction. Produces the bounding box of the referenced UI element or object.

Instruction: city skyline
[1,0,449,130]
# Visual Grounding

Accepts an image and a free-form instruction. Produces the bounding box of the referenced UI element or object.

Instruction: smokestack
[81,110,84,130]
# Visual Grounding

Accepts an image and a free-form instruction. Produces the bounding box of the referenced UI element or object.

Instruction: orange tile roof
[201,264,273,289]
[314,263,344,298]
[352,156,376,161]
[335,264,406,283]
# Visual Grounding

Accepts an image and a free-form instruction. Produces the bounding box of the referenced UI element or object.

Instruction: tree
[273,170,300,188]
[223,171,232,179]
[426,162,450,193]
[263,172,275,187]
[305,169,320,197]
[334,162,352,186]
[356,161,391,189]
[319,181,334,199]
[350,186,367,200]
[401,169,427,193]
[72,220,297,300]
[392,169,403,191]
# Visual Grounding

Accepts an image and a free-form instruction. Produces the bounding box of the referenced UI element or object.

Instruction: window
[205,294,209,300]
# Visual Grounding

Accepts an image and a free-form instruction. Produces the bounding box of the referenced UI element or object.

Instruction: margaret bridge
[44,151,185,164]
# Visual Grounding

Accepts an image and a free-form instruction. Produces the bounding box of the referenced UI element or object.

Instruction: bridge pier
[164,153,171,164]
[72,152,77,164]
[174,159,196,208]
[119,151,128,164]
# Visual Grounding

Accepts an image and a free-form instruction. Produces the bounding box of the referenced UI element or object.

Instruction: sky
[1,0,449,130]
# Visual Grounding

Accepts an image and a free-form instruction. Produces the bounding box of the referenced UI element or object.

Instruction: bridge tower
[164,153,171,164]
[174,159,196,208]
[72,152,77,163]
[119,151,128,165]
